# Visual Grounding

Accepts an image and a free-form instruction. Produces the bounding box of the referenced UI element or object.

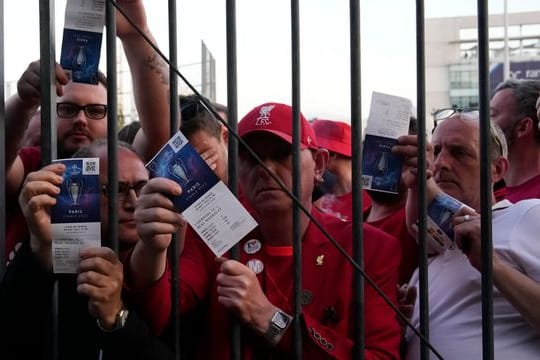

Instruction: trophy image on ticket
[168,158,191,187]
[73,45,87,70]
[374,152,389,176]
[67,177,83,206]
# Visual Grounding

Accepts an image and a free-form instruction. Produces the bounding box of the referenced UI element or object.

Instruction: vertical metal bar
[168,1,181,359]
[106,0,119,253]
[349,0,364,358]
[477,1,494,359]
[226,0,241,356]
[290,0,302,358]
[0,0,6,279]
[415,1,430,359]
[40,0,57,166]
[40,2,57,359]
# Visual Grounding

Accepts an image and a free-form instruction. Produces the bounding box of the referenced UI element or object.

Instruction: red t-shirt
[505,174,540,203]
[316,191,371,222]
[5,147,42,261]
[364,206,418,285]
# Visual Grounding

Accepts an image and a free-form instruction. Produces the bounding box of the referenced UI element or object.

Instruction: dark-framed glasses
[433,107,478,127]
[57,102,108,120]
[101,181,148,200]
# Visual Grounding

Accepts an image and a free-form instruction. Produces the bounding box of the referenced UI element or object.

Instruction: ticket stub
[51,158,101,273]
[147,131,258,257]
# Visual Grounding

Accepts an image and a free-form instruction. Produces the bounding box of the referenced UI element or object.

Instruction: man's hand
[77,247,124,330]
[392,135,434,189]
[199,145,219,171]
[453,208,488,271]
[17,60,69,108]
[397,284,417,335]
[216,257,277,335]
[134,177,185,252]
[18,163,65,269]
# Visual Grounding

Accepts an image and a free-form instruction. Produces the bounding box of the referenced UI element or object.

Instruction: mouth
[66,130,91,141]
[119,219,136,226]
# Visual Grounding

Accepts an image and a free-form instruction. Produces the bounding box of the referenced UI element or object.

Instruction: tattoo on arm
[144,53,169,86]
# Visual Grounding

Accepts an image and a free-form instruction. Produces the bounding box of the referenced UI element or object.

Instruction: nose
[433,149,450,173]
[121,189,137,210]
[72,109,89,127]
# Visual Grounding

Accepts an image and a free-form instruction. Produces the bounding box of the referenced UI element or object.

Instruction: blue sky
[4,1,540,120]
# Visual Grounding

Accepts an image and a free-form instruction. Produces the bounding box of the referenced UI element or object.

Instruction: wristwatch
[97,308,129,332]
[264,310,291,344]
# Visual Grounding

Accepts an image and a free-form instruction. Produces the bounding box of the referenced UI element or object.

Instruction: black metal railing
[0,1,498,359]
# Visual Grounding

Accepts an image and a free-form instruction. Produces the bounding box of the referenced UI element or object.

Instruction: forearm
[493,256,540,332]
[121,31,172,161]
[130,240,168,289]
[5,95,39,168]
[405,178,440,235]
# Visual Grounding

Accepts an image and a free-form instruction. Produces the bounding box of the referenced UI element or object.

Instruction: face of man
[490,88,519,148]
[98,147,149,252]
[188,129,228,183]
[57,82,108,158]
[432,117,481,209]
[239,133,319,215]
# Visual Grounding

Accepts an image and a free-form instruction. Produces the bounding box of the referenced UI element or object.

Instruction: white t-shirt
[405,199,540,359]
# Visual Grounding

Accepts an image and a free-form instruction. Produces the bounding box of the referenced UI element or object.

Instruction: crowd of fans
[1,1,540,359]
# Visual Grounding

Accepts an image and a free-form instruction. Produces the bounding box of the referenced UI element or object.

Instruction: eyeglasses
[433,107,479,127]
[57,102,108,120]
[101,181,148,200]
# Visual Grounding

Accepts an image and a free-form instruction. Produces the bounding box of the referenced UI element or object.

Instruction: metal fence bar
[39,2,57,359]
[167,1,181,359]
[225,0,241,357]
[349,0,365,358]
[105,0,119,254]
[477,1,494,359]
[0,0,6,280]
[415,1,431,359]
[39,0,57,166]
[290,0,302,358]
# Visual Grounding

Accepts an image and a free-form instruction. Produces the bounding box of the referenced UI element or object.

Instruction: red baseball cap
[239,102,318,150]
[311,119,351,157]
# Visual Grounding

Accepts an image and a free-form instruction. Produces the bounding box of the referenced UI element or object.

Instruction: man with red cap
[127,103,401,358]
[312,119,371,221]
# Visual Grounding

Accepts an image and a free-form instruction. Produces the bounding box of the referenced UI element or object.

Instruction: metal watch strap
[263,310,291,344]
[96,308,129,332]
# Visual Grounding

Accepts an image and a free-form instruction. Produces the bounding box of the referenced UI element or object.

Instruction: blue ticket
[147,131,257,257]
[51,158,101,273]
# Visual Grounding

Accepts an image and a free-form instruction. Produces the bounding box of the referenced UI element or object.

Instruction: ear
[313,148,329,183]
[491,155,509,184]
[515,117,534,139]
[220,125,228,145]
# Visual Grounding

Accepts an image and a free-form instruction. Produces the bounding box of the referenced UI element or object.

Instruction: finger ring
[464,214,470,221]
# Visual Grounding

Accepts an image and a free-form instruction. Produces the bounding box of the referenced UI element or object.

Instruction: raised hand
[77,247,124,330]
[18,163,66,269]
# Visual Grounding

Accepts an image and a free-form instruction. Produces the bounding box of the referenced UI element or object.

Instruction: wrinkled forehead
[96,146,148,182]
[432,116,479,145]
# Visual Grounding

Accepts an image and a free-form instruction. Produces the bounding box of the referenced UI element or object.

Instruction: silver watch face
[273,311,289,329]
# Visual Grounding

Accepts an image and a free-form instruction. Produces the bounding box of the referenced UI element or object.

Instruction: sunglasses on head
[433,107,479,127]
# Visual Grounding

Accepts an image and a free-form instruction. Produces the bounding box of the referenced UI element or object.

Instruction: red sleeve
[125,227,216,335]
[124,261,172,335]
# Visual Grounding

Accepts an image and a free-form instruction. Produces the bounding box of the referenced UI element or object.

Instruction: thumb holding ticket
[18,163,66,270]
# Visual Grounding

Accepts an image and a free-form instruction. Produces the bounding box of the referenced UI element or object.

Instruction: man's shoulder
[19,146,42,172]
